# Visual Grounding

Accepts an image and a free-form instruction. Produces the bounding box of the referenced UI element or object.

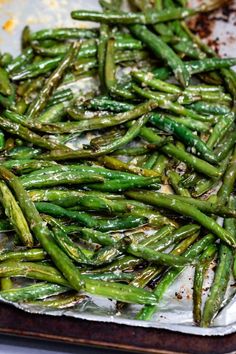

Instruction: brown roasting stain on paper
[188,1,236,54]
[2,18,15,32]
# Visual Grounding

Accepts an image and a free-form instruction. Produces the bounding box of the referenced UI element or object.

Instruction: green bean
[83,278,157,305]
[140,225,176,247]
[213,129,236,162]
[151,224,200,252]
[4,138,15,151]
[100,156,160,177]
[152,154,168,176]
[27,293,86,309]
[137,233,215,320]
[0,282,69,302]
[69,194,127,213]
[139,127,220,178]
[83,225,172,250]
[33,37,142,59]
[173,40,204,60]
[52,115,148,160]
[0,166,84,291]
[98,24,109,92]
[46,88,74,108]
[85,176,160,192]
[229,201,236,280]
[82,224,179,269]
[29,189,125,210]
[132,70,181,94]
[90,254,143,273]
[193,244,217,324]
[82,272,134,283]
[149,113,218,164]
[0,67,12,96]
[20,163,155,182]
[2,276,157,305]
[27,43,79,119]
[0,181,33,247]
[105,38,116,92]
[31,28,98,41]
[206,113,235,149]
[218,146,236,205]
[11,57,61,81]
[33,99,159,134]
[33,39,96,59]
[2,160,57,175]
[167,171,191,197]
[36,102,69,123]
[35,201,147,231]
[15,99,28,115]
[0,52,13,67]
[6,146,41,160]
[124,204,176,227]
[0,157,28,170]
[79,227,117,247]
[35,202,99,229]
[0,90,16,110]
[0,115,67,151]
[128,245,191,267]
[152,58,236,78]
[21,171,104,189]
[31,190,174,227]
[1,278,13,290]
[91,238,131,266]
[71,5,216,25]
[0,261,69,286]
[223,196,236,244]
[143,152,159,169]
[221,68,236,109]
[193,152,232,197]
[21,26,31,50]
[163,0,202,54]
[152,66,171,80]
[7,48,34,74]
[22,77,45,102]
[186,58,236,74]
[198,72,223,86]
[112,145,152,156]
[99,0,122,11]
[186,84,224,94]
[164,115,210,133]
[86,96,134,112]
[0,248,46,262]
[200,243,233,327]
[11,256,155,305]
[132,84,216,122]
[130,25,189,87]
[126,191,236,247]
[0,131,5,150]
[52,226,92,264]
[188,101,231,115]
[132,233,199,289]
[188,92,231,106]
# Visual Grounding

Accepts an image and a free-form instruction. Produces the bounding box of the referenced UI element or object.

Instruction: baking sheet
[0,0,236,337]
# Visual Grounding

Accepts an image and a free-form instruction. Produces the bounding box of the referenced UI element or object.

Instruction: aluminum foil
[0,0,236,337]
[0,265,235,336]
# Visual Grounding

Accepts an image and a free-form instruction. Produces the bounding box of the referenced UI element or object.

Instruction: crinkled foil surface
[0,0,236,337]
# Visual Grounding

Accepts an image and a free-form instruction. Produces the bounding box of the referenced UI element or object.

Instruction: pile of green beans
[0,0,235,329]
